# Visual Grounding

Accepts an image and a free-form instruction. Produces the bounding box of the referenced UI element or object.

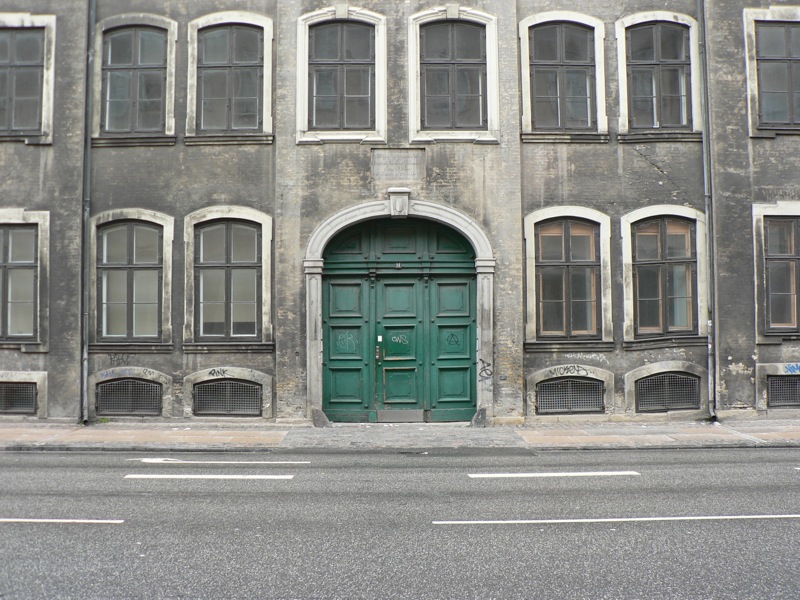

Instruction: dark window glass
[102,27,166,134]
[0,225,37,339]
[196,221,261,340]
[632,218,696,337]
[535,219,600,338]
[97,222,162,340]
[764,218,800,331]
[756,23,800,127]
[309,22,375,130]
[530,23,594,130]
[627,23,691,129]
[198,25,263,132]
[420,21,486,130]
[0,28,44,134]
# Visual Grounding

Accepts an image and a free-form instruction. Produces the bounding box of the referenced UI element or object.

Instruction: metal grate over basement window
[636,372,700,412]
[193,379,262,416]
[0,383,37,415]
[96,379,162,416]
[536,377,604,414]
[767,375,800,408]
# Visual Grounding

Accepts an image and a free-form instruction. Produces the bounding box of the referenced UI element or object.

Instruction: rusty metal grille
[767,376,800,407]
[536,377,604,414]
[0,383,37,414]
[636,372,700,412]
[193,379,262,416]
[96,379,162,416]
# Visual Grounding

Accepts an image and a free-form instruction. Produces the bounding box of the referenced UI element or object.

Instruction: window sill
[750,127,800,139]
[297,131,387,145]
[0,341,45,353]
[89,343,173,353]
[411,131,499,145]
[525,340,614,353]
[183,341,275,353]
[0,134,51,145]
[618,131,702,143]
[757,333,800,345]
[522,132,610,144]
[623,335,706,350]
[185,134,273,146]
[93,136,177,147]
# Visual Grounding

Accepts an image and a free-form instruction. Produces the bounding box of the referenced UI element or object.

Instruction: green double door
[322,221,477,422]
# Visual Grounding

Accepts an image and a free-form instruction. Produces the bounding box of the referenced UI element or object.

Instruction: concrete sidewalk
[2,418,800,452]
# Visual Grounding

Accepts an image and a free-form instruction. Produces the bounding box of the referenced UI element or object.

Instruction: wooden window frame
[755,22,800,129]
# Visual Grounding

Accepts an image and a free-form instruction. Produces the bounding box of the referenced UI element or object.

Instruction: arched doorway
[321,218,477,422]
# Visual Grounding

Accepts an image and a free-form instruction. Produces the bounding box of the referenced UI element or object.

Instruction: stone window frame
[184,367,273,419]
[0,209,48,352]
[407,5,500,144]
[89,209,174,349]
[183,206,273,350]
[0,13,55,145]
[296,5,387,145]
[186,12,273,145]
[92,14,177,146]
[518,11,608,143]
[87,366,173,420]
[527,364,615,417]
[744,7,800,137]
[0,370,47,418]
[524,206,613,347]
[623,360,708,416]
[621,205,708,344]
[615,11,703,140]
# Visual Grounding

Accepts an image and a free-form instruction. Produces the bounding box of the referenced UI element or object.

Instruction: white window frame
[524,206,612,344]
[518,12,607,137]
[89,209,174,345]
[408,5,500,144]
[744,7,800,136]
[186,12,273,139]
[184,206,273,345]
[296,5,387,144]
[92,14,177,139]
[621,205,708,341]
[0,13,55,144]
[615,11,703,135]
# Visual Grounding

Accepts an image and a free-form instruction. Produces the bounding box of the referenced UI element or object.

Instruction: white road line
[124,474,294,480]
[0,518,124,524]
[433,514,800,526]
[129,458,310,465]
[468,471,640,479]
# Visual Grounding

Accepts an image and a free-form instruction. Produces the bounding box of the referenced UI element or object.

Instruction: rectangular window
[0,225,37,339]
[765,218,800,331]
[756,23,800,127]
[0,28,44,134]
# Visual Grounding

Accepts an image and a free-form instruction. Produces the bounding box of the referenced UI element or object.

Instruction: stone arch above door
[304,198,496,425]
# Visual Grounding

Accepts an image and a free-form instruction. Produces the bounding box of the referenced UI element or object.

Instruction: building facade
[1,0,799,425]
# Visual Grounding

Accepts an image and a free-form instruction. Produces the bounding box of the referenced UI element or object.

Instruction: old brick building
[1,1,799,425]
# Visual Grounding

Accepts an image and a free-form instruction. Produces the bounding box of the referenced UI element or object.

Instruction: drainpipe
[80,0,97,424]
[697,0,718,419]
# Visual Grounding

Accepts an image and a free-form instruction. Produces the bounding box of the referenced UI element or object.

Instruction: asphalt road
[1,448,799,599]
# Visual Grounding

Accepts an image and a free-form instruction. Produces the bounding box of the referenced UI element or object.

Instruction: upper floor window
[97,222,162,340]
[102,27,167,134]
[626,22,691,129]
[0,225,37,340]
[632,217,696,337]
[420,21,486,130]
[529,22,594,131]
[309,21,374,130]
[535,219,600,338]
[755,23,800,128]
[764,218,800,331]
[195,220,261,340]
[0,28,43,135]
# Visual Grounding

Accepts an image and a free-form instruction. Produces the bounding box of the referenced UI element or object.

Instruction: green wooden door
[322,220,477,422]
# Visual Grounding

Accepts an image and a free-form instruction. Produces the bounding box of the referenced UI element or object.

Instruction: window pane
[455,96,482,128]
[423,24,450,60]
[660,25,687,61]
[139,30,165,65]
[570,223,595,261]
[313,97,339,128]
[232,304,257,336]
[133,270,158,337]
[538,222,564,260]
[792,26,800,58]
[8,269,35,335]
[667,264,692,329]
[345,67,370,96]
[534,99,559,128]
[311,24,339,61]
[107,30,133,65]
[200,304,225,336]
[16,31,43,64]
[234,68,259,98]
[564,26,590,62]
[9,229,35,263]
[0,32,8,63]
[425,68,450,96]
[106,71,132,131]
[200,269,225,302]
[456,67,481,95]
[8,268,34,302]
[758,25,787,58]
[767,220,795,255]
[571,266,597,334]
[344,24,372,60]
[565,70,590,127]
[199,270,225,336]
[760,62,789,92]
[531,25,558,62]
[133,226,159,264]
[102,226,128,264]
[231,224,257,262]
[233,99,258,129]
[0,72,7,128]
[533,70,559,127]
[202,28,229,64]
[314,68,339,96]
[233,27,260,64]
[635,223,660,260]
[636,266,662,331]
[769,261,797,327]
[660,68,687,126]
[666,221,692,258]
[540,269,565,334]
[540,268,565,301]
[138,72,163,130]
[133,270,158,303]
[534,69,558,98]
[629,26,655,62]
[769,260,795,294]
[344,97,370,129]
[571,266,595,301]
[424,98,451,128]
[199,225,226,263]
[455,24,483,60]
[231,269,256,302]
[201,70,228,130]
[12,70,41,129]
[102,271,127,337]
